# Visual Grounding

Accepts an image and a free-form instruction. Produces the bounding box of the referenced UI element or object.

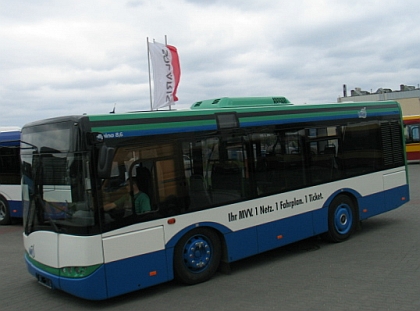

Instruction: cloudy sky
[1,0,419,127]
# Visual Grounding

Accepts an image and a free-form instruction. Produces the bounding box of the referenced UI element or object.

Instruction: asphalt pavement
[1,163,419,311]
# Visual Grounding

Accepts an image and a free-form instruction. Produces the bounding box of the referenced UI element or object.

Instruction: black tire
[324,195,356,243]
[174,227,221,285]
[0,196,11,225]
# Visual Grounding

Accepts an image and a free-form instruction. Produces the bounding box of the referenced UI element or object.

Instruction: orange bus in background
[403,115,420,162]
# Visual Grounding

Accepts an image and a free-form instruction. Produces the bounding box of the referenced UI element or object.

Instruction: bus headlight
[61,266,88,277]
[60,264,101,278]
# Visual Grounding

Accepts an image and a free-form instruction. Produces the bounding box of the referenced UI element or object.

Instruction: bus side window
[308,140,338,184]
[338,122,382,176]
[183,136,251,210]
[210,135,250,204]
[183,140,213,211]
[251,130,307,195]
[0,146,20,184]
[188,174,212,210]
[411,125,419,142]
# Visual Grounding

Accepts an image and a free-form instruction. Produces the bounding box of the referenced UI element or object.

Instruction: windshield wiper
[20,140,39,152]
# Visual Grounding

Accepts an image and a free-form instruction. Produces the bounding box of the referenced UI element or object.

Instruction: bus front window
[21,122,99,235]
[22,151,97,234]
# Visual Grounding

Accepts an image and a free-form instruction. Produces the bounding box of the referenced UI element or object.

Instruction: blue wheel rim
[334,204,353,235]
[182,234,212,273]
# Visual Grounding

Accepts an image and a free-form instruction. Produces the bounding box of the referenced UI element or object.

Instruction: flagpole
[146,37,153,111]
[164,35,172,111]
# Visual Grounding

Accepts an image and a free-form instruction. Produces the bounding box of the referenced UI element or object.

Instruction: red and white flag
[148,41,181,110]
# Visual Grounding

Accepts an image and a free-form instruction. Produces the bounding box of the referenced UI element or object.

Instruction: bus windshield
[21,122,98,235]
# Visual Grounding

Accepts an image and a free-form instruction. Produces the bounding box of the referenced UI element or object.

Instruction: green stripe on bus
[26,252,102,278]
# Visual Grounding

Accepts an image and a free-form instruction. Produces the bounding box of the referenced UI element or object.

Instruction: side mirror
[87,132,105,145]
[97,144,115,179]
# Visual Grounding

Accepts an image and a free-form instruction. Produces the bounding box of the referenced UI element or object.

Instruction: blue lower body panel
[9,200,22,218]
[257,212,314,253]
[224,211,315,262]
[359,185,409,220]
[25,254,108,300]
[25,249,169,300]
[104,250,169,298]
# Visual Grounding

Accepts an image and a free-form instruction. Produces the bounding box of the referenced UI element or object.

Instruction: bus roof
[0,130,20,147]
[190,96,291,109]
[86,98,401,139]
[0,127,20,132]
[21,97,402,140]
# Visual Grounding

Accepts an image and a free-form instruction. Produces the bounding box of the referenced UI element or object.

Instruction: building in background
[338,84,420,162]
[338,84,420,116]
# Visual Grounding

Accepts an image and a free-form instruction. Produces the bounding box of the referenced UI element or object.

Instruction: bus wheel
[0,196,11,225]
[174,228,221,285]
[324,195,356,242]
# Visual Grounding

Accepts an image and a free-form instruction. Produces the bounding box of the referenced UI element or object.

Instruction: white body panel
[102,226,165,263]
[383,170,407,190]
[59,235,103,267]
[24,231,104,267]
[0,184,20,201]
[24,231,59,267]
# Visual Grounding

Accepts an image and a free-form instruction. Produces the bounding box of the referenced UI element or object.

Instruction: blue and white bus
[0,128,22,225]
[21,97,409,300]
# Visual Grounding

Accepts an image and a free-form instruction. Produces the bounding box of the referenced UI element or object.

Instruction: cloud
[1,0,420,127]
